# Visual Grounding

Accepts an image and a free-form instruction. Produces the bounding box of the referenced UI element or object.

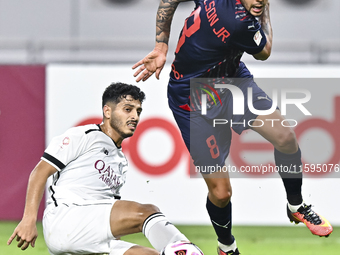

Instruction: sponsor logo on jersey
[94,160,127,193]
[60,137,70,149]
[254,30,262,46]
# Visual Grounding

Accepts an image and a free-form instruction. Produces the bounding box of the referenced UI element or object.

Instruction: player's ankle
[288,201,304,213]
[218,239,237,252]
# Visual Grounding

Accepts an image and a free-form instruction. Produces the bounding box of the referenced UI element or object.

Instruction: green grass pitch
[1,221,339,255]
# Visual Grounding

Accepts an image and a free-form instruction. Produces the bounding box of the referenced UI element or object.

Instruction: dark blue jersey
[168,0,267,106]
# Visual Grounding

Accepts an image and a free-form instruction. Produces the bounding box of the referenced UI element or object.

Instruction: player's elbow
[253,49,271,61]
[253,44,272,61]
[254,54,270,61]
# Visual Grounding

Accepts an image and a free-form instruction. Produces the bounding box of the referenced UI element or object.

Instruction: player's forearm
[155,0,188,52]
[259,3,273,54]
[22,172,47,222]
[22,161,56,222]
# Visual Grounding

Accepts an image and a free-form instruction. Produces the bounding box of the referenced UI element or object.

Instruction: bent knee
[210,187,232,206]
[274,129,298,152]
[136,204,160,232]
[125,203,160,233]
[140,203,160,216]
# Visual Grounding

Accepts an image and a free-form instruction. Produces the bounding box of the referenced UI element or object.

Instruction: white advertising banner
[46,64,340,225]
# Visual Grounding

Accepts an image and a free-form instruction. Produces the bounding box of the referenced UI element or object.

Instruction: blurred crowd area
[0,0,338,64]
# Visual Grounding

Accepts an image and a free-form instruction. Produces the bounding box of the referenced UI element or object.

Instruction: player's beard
[109,118,134,139]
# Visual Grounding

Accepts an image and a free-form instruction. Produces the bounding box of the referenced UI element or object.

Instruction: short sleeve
[231,19,267,55]
[41,127,88,171]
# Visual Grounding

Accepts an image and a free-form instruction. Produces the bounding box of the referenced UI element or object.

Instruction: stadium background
[0,0,340,249]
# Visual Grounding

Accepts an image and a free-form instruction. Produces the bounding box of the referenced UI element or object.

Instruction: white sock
[142,213,188,252]
[218,240,237,252]
[288,202,304,213]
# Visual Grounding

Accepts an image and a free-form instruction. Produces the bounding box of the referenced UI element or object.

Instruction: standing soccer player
[7,82,196,255]
[132,0,333,254]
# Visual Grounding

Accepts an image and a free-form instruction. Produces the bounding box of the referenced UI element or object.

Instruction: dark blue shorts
[168,62,274,171]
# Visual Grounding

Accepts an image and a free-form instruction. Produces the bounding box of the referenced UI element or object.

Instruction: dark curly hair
[102,82,146,107]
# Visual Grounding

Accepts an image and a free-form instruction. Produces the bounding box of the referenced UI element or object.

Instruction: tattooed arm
[156,0,189,46]
[133,0,191,82]
[253,2,273,61]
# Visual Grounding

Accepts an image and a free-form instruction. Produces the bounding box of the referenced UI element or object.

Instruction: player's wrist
[154,42,168,55]
[22,211,38,223]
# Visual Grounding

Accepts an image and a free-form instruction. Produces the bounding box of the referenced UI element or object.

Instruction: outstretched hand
[132,48,167,82]
[7,219,38,250]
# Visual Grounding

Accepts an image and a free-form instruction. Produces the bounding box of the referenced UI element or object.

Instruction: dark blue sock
[206,197,234,245]
[274,147,303,205]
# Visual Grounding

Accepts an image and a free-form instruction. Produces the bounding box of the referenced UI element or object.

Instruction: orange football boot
[287,203,333,237]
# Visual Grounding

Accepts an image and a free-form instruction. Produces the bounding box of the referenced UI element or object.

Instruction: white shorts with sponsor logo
[42,201,135,255]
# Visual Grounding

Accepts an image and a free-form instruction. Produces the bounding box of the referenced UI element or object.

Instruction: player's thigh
[190,113,232,171]
[43,203,116,255]
[169,98,231,169]
[110,200,159,238]
[252,110,298,153]
[233,80,298,153]
[168,99,190,151]
[228,77,275,135]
